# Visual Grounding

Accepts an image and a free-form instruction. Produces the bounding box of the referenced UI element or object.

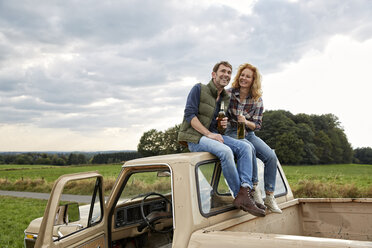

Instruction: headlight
[24,232,37,248]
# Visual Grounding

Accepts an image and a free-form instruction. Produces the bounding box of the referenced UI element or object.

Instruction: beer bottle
[217,101,225,134]
[237,111,245,139]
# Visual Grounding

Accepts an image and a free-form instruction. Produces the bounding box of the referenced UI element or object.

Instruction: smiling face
[239,68,254,90]
[212,64,232,91]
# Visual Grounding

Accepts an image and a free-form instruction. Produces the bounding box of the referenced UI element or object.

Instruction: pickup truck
[24,152,372,248]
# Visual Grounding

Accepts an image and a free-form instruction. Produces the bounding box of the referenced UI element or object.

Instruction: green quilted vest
[178,80,230,144]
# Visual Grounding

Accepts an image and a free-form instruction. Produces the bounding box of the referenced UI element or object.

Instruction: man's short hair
[213,61,232,73]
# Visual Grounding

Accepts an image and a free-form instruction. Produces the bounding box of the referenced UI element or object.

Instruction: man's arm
[190,116,226,143]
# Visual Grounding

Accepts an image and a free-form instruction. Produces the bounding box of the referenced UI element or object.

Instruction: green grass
[0,196,47,248]
[282,164,372,189]
[282,164,372,198]
[0,164,54,169]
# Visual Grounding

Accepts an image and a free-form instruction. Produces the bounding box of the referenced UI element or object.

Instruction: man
[178,61,265,217]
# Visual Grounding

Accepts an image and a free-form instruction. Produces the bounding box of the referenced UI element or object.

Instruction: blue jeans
[225,128,278,192]
[188,135,254,197]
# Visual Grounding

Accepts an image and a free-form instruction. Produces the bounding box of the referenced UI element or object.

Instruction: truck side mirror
[65,202,80,223]
[55,202,80,225]
[157,171,171,177]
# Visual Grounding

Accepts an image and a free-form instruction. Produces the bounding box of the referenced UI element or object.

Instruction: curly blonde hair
[231,63,263,101]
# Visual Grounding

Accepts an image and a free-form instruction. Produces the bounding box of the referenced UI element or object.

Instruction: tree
[77,154,87,164]
[161,125,187,154]
[295,123,318,164]
[15,154,32,165]
[310,114,352,164]
[35,157,51,165]
[256,111,352,164]
[274,132,304,165]
[138,129,164,157]
[51,154,66,165]
[354,147,372,164]
[257,110,298,149]
[67,153,87,165]
[138,125,187,157]
[91,152,142,164]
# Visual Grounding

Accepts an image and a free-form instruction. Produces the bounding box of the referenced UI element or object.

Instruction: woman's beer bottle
[237,111,245,139]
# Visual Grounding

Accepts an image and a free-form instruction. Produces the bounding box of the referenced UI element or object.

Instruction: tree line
[0,153,88,165]
[137,110,371,165]
[353,147,372,164]
[2,110,370,166]
[256,110,352,164]
[0,151,142,165]
[91,151,142,164]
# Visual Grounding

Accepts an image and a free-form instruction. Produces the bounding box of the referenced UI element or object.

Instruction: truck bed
[189,198,372,248]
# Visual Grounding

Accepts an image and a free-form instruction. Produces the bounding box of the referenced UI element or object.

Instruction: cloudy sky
[1,0,371,152]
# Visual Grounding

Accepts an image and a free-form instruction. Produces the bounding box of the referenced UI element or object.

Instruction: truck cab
[24,152,288,248]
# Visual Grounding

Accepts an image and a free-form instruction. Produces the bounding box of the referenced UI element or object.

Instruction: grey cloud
[0,78,19,92]
[0,0,173,45]
[244,0,372,72]
[0,107,41,123]
[1,0,371,134]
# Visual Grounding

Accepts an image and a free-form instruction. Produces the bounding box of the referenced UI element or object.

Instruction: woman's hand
[237,115,246,123]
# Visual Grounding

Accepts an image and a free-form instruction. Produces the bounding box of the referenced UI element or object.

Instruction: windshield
[118,170,172,202]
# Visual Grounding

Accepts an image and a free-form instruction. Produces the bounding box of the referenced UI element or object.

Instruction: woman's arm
[244,98,264,131]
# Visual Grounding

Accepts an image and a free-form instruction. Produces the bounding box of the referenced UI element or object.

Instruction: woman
[225,63,282,214]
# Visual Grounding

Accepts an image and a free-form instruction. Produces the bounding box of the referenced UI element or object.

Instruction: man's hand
[206,132,224,143]
[190,116,225,143]
[219,117,228,129]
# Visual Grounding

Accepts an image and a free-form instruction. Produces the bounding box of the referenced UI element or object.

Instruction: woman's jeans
[225,128,278,192]
[188,135,254,197]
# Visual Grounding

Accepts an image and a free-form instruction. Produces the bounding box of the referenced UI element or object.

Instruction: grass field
[0,162,371,248]
[283,163,372,189]
[0,164,123,181]
[0,164,123,194]
[0,196,47,248]
[283,163,372,198]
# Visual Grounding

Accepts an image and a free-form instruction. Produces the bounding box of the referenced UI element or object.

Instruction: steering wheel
[140,192,173,233]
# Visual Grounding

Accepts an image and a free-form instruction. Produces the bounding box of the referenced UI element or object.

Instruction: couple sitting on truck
[178,61,282,217]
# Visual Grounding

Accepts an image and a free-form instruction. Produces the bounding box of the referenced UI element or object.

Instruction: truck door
[34,172,107,248]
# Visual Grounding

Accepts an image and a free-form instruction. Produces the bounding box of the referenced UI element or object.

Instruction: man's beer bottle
[237,111,245,139]
[217,101,225,134]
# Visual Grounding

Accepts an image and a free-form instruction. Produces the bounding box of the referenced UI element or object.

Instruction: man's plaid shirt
[226,88,264,131]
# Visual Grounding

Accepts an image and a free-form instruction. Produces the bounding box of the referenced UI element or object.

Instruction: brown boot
[233,187,266,217]
[233,187,247,210]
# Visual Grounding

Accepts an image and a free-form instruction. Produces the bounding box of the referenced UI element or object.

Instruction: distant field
[0,164,123,194]
[0,164,53,169]
[0,164,122,181]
